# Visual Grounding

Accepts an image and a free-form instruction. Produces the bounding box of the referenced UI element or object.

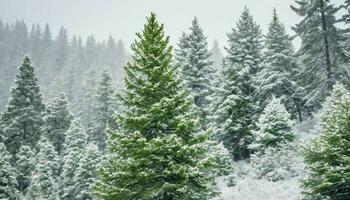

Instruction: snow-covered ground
[216,118,320,200]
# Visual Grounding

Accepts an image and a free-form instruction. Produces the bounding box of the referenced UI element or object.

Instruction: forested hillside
[1,0,350,199]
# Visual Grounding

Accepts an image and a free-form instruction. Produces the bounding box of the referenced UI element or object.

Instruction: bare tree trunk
[320,0,333,91]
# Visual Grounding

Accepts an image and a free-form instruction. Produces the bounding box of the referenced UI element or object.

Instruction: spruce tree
[25,138,59,200]
[0,142,20,200]
[249,97,295,154]
[90,70,116,150]
[43,93,73,156]
[175,17,215,128]
[210,39,224,73]
[291,0,349,107]
[60,119,87,200]
[302,97,350,199]
[73,144,101,200]
[93,13,215,200]
[0,56,45,156]
[258,9,304,121]
[212,7,262,160]
[15,145,36,195]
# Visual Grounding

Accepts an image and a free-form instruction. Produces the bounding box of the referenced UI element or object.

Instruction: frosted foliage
[250,97,294,153]
[251,144,304,182]
[320,83,350,119]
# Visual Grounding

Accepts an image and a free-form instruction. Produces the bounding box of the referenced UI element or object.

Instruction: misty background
[0,0,305,48]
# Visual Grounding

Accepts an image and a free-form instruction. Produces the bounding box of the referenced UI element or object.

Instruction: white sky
[0,0,344,50]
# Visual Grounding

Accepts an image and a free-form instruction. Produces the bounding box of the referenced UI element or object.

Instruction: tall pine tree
[258,9,305,121]
[291,0,349,108]
[212,7,262,160]
[43,93,73,156]
[0,56,45,156]
[175,17,215,128]
[90,70,116,150]
[93,13,216,200]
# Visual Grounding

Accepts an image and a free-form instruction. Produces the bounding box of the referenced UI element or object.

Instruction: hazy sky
[0,0,343,50]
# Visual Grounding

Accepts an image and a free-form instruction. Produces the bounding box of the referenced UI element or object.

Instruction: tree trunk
[320,0,333,91]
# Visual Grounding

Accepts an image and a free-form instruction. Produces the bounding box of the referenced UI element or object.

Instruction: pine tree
[249,97,295,154]
[72,144,101,200]
[0,56,45,156]
[0,142,20,199]
[175,17,215,128]
[291,0,349,108]
[15,145,36,194]
[210,39,224,73]
[25,138,59,200]
[43,93,73,156]
[60,119,87,200]
[93,13,216,200]
[90,70,116,150]
[212,7,262,160]
[302,96,350,199]
[258,9,305,121]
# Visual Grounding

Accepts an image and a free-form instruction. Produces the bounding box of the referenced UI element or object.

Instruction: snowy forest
[1,0,350,199]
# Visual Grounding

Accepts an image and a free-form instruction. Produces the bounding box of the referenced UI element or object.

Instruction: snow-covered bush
[210,142,234,176]
[251,143,303,182]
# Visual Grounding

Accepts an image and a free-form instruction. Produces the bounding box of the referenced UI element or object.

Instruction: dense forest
[1,0,350,199]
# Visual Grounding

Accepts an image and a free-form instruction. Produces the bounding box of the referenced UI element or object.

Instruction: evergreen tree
[0,142,20,200]
[60,119,87,200]
[25,138,59,200]
[213,7,262,160]
[43,93,73,156]
[210,39,224,73]
[90,70,116,150]
[15,145,36,194]
[291,0,349,108]
[0,56,45,156]
[302,96,350,199]
[73,144,101,200]
[258,9,304,121]
[175,17,215,128]
[249,97,295,154]
[93,13,216,200]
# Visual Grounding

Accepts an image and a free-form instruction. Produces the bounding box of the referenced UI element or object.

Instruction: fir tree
[60,119,87,200]
[213,7,262,160]
[249,97,295,154]
[93,13,216,200]
[43,93,73,156]
[210,39,224,73]
[258,9,304,121]
[320,83,350,119]
[15,145,36,195]
[72,144,101,200]
[0,142,20,200]
[90,70,116,150]
[0,56,45,156]
[302,98,350,199]
[175,17,215,128]
[291,0,349,107]
[25,138,59,200]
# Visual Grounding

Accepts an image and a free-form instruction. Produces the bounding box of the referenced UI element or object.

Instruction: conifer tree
[212,7,262,160]
[26,138,59,200]
[0,142,20,200]
[73,144,101,200]
[302,96,350,199]
[175,17,215,128]
[0,56,45,156]
[249,97,295,154]
[93,13,216,200]
[210,39,224,73]
[291,0,349,107]
[90,70,116,150]
[15,145,36,194]
[258,9,304,121]
[60,119,87,200]
[43,93,73,156]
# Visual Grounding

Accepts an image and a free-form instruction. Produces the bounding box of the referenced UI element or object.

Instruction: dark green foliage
[93,13,216,200]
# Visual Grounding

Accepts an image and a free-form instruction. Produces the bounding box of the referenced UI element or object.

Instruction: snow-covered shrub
[251,143,303,182]
[211,142,234,176]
